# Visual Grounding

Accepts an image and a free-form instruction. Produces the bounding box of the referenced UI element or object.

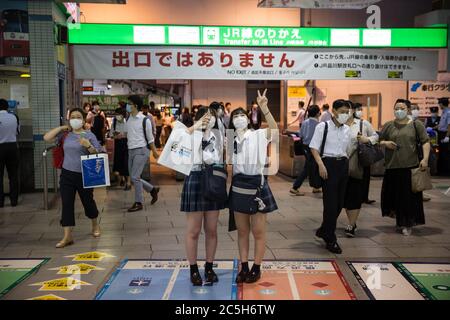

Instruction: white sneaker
[402,227,412,236]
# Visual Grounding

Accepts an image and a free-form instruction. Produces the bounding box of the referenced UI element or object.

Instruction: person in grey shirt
[319,103,332,122]
[290,105,321,196]
[44,108,102,248]
[0,99,20,207]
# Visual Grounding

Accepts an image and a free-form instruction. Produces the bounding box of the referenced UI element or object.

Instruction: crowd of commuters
[1,91,449,286]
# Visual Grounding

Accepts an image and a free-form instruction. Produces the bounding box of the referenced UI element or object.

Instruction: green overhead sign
[68,24,448,48]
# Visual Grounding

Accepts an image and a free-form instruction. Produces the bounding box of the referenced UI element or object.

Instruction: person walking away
[248,101,262,130]
[343,102,379,237]
[181,107,194,128]
[289,105,321,196]
[154,109,163,149]
[182,106,226,286]
[310,99,353,254]
[124,95,160,212]
[288,101,306,129]
[379,99,430,236]
[426,106,440,130]
[142,104,157,138]
[0,99,20,207]
[90,101,106,146]
[162,108,174,146]
[437,97,450,176]
[111,107,131,190]
[43,108,102,248]
[229,89,278,284]
[319,104,332,122]
[224,102,232,128]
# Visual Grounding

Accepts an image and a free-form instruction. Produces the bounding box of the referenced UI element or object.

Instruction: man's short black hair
[128,95,143,110]
[333,99,349,111]
[430,106,439,113]
[438,97,449,107]
[307,105,320,118]
[0,99,8,110]
[298,101,305,108]
[353,102,362,109]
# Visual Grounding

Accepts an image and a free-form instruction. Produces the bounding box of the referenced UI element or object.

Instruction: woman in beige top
[379,99,430,236]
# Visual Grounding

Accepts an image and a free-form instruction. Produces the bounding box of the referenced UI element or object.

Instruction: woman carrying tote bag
[379,99,431,236]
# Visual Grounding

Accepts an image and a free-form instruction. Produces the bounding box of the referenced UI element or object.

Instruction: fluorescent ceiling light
[330,29,360,46]
[363,29,391,46]
[133,26,165,44]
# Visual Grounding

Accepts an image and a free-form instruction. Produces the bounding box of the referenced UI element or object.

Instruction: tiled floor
[1,163,449,299]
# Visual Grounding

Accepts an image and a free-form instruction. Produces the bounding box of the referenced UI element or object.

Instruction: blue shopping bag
[81,153,111,188]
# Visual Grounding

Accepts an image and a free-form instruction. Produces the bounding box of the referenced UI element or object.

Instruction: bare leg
[250,213,267,265]
[203,211,219,263]
[185,212,203,265]
[345,209,360,226]
[235,212,251,263]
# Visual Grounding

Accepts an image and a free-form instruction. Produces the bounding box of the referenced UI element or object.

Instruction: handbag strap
[319,122,328,157]
[412,120,424,161]
[359,119,363,135]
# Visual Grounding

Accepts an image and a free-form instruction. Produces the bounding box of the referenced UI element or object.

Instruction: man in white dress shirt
[309,99,352,254]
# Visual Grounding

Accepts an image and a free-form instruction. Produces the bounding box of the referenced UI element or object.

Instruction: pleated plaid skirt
[229,174,278,215]
[180,171,228,212]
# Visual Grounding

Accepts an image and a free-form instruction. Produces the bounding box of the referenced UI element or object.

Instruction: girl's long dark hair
[195,106,219,130]
[228,107,251,131]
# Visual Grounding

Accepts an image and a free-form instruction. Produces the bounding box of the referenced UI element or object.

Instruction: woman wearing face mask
[44,108,102,248]
[310,99,353,254]
[229,89,278,284]
[111,107,131,190]
[182,106,226,286]
[379,99,430,236]
[248,101,262,130]
[409,104,422,122]
[342,101,379,238]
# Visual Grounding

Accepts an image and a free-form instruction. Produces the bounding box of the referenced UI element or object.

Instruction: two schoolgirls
[181,90,278,285]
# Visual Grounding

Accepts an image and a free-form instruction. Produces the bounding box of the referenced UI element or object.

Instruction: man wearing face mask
[309,99,353,254]
[124,95,160,212]
[426,106,440,131]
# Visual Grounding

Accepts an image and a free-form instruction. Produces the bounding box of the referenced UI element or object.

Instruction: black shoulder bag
[412,120,424,161]
[201,135,228,204]
[308,122,328,189]
[358,119,384,167]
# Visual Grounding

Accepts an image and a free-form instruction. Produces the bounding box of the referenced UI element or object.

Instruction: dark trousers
[362,166,371,202]
[293,146,310,189]
[155,126,162,148]
[318,157,349,243]
[0,143,19,205]
[60,168,99,227]
[438,131,450,176]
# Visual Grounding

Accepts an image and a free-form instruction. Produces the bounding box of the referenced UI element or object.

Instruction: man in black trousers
[0,99,20,207]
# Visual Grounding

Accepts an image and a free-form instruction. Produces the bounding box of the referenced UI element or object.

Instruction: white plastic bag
[157,121,202,175]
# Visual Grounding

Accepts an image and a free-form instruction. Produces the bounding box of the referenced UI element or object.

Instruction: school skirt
[180,171,227,212]
[344,177,364,210]
[229,174,278,215]
[381,168,425,228]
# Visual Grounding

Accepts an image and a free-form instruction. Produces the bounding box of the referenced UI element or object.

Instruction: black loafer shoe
[235,270,248,284]
[245,270,261,284]
[127,202,143,212]
[150,187,160,205]
[191,272,203,286]
[326,242,342,254]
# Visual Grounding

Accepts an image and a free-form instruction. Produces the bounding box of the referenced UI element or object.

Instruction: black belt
[323,156,347,161]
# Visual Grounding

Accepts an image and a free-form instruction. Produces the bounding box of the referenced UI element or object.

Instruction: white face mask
[233,116,248,130]
[70,119,83,130]
[336,113,350,125]
[395,109,408,120]
[355,111,363,119]
[411,110,420,119]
